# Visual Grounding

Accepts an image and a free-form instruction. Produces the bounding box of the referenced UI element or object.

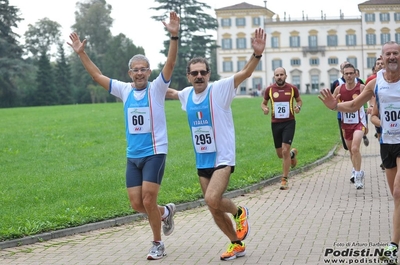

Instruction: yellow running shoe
[234,206,250,241]
[220,242,246,261]
[280,177,289,190]
[379,244,398,264]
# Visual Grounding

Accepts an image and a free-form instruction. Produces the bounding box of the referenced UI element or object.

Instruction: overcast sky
[10,0,364,65]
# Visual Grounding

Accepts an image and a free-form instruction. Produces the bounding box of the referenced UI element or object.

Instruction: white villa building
[214,0,400,95]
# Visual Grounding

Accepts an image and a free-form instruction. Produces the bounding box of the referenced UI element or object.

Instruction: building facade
[215,0,400,95]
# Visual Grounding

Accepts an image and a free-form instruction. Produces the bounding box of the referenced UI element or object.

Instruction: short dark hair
[343,63,355,70]
[186,57,210,73]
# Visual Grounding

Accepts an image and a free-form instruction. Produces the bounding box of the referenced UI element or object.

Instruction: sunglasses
[188,70,209,76]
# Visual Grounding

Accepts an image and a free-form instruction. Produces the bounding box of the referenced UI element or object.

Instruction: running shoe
[147,241,166,260]
[350,169,355,183]
[162,203,176,236]
[220,242,246,261]
[234,206,250,241]
[290,148,298,168]
[379,244,398,265]
[363,135,369,147]
[354,171,364,190]
[280,177,289,190]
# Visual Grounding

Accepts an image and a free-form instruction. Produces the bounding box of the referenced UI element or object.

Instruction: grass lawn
[0,95,338,241]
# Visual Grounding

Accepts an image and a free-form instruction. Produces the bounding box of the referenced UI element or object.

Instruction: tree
[55,43,73,105]
[151,0,219,89]
[102,33,145,83]
[23,18,62,60]
[70,0,114,104]
[32,52,57,106]
[23,18,62,106]
[72,0,113,55]
[0,0,25,107]
[87,84,108,103]
[14,59,37,107]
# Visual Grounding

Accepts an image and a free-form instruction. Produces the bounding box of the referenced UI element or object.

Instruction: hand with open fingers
[251,28,266,56]
[162,11,180,36]
[318,88,340,110]
[67,32,87,55]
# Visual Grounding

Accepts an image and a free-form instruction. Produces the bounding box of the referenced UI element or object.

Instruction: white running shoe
[162,203,176,236]
[354,171,364,189]
[147,241,166,260]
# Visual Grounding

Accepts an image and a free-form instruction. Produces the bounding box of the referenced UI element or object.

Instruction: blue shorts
[125,154,166,188]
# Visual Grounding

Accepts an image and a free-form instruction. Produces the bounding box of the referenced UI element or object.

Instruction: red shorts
[342,124,366,141]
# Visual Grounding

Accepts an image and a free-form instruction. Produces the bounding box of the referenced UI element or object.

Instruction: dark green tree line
[0,0,24,107]
[0,0,219,108]
[24,18,62,106]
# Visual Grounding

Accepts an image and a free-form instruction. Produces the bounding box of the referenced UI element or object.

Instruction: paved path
[0,132,393,264]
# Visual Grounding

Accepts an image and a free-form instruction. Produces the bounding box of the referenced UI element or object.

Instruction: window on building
[290,36,300,47]
[346,34,356,46]
[220,18,231,27]
[271,37,279,48]
[255,60,263,71]
[309,58,319,66]
[381,33,391,44]
[308,35,318,47]
[365,13,375,22]
[236,18,246,26]
[222,39,232,49]
[252,78,262,94]
[366,34,376,45]
[367,57,376,69]
[272,59,282,70]
[380,13,390,22]
[311,75,320,92]
[396,33,400,44]
[291,59,301,66]
[237,60,246,71]
[239,81,247,95]
[328,58,338,65]
[253,17,260,26]
[347,58,357,68]
[329,74,338,86]
[223,61,233,72]
[237,38,246,49]
[327,35,338,47]
[395,13,400,21]
[292,76,301,91]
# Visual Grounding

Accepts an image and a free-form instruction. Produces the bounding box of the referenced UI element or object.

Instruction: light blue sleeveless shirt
[186,86,217,168]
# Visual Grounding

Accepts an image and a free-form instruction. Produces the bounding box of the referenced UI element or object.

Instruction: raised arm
[67,32,110,90]
[233,28,266,88]
[161,11,180,82]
